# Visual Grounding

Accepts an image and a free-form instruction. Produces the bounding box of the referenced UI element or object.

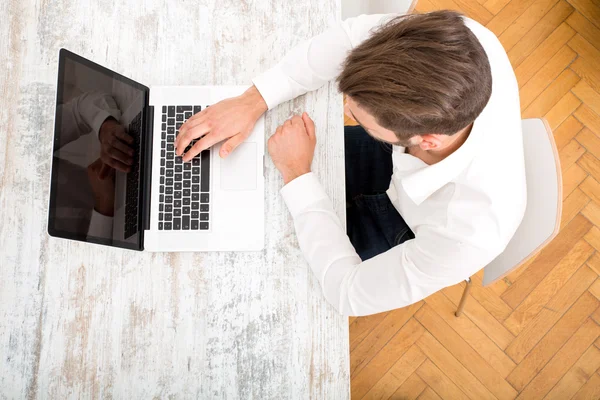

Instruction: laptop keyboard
[124,111,142,239]
[158,105,210,231]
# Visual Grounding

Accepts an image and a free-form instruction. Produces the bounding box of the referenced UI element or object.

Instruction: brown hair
[337,11,492,139]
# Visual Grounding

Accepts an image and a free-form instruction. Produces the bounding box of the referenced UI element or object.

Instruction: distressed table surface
[0,0,349,398]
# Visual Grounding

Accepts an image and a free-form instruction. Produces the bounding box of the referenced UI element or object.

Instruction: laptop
[47,49,265,251]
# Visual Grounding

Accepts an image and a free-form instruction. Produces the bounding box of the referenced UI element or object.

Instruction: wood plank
[351,302,423,378]
[515,22,576,85]
[566,11,600,52]
[503,239,594,335]
[561,188,591,228]
[414,305,518,400]
[469,273,513,322]
[574,105,600,136]
[545,91,582,129]
[520,45,577,105]
[572,80,600,117]
[349,312,389,352]
[584,226,600,251]
[416,387,443,400]
[554,114,584,150]
[578,152,600,181]
[593,305,600,325]
[577,129,600,161]
[516,319,600,399]
[362,345,427,400]
[486,0,539,36]
[415,359,469,400]
[559,139,587,173]
[571,372,600,400]
[562,163,588,200]
[523,68,580,118]
[508,1,574,67]
[580,176,600,204]
[499,0,561,51]
[587,253,600,275]
[567,0,600,30]
[423,291,516,378]
[589,278,600,300]
[451,0,494,24]
[505,265,598,362]
[351,318,426,400]
[545,344,600,400]
[582,200,600,226]
[443,283,515,350]
[506,291,600,390]
[568,30,600,64]
[415,332,496,400]
[501,214,592,309]
[389,372,427,400]
[483,0,512,14]
[571,58,600,93]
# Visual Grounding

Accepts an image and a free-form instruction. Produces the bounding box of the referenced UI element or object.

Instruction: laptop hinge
[141,104,154,237]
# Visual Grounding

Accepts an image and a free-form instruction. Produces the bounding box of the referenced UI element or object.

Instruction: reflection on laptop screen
[48,50,147,249]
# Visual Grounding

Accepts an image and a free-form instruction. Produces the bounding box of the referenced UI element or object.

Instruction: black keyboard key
[175,156,183,164]
[166,170,174,177]
[192,193,199,201]
[174,191,182,199]
[183,189,191,197]
[183,181,191,188]
[192,202,199,210]
[194,106,202,114]
[174,200,182,208]
[184,163,191,171]
[178,105,192,112]
[174,209,181,217]
[161,131,166,140]
[176,123,183,130]
[167,118,175,126]
[200,213,209,221]
[183,206,190,214]
[159,195,164,203]
[200,204,209,212]
[167,152,174,160]
[167,127,175,135]
[184,171,191,180]
[173,218,181,230]
[192,158,200,166]
[159,222,163,230]
[160,186,164,194]
[182,216,190,230]
[176,114,184,122]
[201,193,209,203]
[192,176,200,184]
[165,195,173,203]
[191,210,199,219]
[166,161,174,168]
[201,150,210,192]
[200,222,209,230]
[162,106,167,113]
[162,114,166,122]
[166,178,173,186]
[159,213,164,221]
[161,150,165,158]
[185,112,192,119]
[191,220,198,230]
[162,123,166,130]
[165,204,173,212]
[161,140,166,149]
[175,165,182,173]
[174,182,182,190]
[160,167,165,175]
[168,135,175,142]
[164,222,172,230]
[183,198,191,206]
[175,174,182,181]
[161,159,165,167]
[168,106,175,117]
[165,187,173,195]
[165,213,172,222]
[160,176,165,184]
[159,204,164,212]
[192,184,199,192]
[167,143,174,151]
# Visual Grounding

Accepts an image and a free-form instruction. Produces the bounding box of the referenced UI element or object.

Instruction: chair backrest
[482,119,562,286]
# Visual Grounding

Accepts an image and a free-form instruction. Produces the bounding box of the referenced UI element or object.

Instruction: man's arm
[253,13,394,110]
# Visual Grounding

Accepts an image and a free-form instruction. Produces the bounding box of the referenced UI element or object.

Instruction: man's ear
[419,134,442,150]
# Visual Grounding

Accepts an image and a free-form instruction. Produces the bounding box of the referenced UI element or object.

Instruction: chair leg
[455,278,472,317]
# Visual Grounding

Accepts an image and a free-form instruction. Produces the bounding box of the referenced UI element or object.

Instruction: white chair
[455,119,563,317]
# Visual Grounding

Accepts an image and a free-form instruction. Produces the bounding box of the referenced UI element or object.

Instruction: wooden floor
[347,0,600,399]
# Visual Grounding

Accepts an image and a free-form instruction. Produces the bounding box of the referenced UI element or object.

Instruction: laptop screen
[48,49,149,250]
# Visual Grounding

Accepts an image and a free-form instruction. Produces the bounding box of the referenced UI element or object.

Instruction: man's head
[338,11,492,149]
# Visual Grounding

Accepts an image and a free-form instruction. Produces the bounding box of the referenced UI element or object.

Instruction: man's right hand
[175,85,268,162]
[98,118,134,177]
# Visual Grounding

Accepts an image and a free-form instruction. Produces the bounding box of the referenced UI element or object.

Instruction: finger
[274,126,283,136]
[99,163,112,180]
[284,119,292,128]
[178,109,206,135]
[291,115,303,125]
[183,132,222,162]
[302,112,316,138]
[110,137,134,156]
[101,154,131,173]
[107,147,133,165]
[114,126,134,145]
[220,132,248,158]
[176,120,211,156]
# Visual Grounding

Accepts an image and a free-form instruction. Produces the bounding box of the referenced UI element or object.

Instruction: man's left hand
[268,113,316,185]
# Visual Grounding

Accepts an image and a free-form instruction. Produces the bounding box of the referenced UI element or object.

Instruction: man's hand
[268,113,316,185]
[98,118,134,177]
[175,85,268,162]
[87,158,116,217]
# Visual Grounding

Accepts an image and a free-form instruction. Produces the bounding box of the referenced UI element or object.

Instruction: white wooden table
[0,0,349,398]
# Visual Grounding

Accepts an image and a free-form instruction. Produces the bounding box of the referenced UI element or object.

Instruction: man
[174,11,526,316]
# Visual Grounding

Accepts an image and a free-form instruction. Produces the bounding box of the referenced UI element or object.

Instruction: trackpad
[220,142,257,191]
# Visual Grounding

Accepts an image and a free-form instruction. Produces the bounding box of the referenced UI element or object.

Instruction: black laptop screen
[48,49,149,250]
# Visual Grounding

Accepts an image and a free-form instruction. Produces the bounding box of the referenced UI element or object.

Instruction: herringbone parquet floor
[345,0,600,399]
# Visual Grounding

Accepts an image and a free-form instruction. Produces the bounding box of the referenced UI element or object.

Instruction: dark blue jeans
[345,125,415,261]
